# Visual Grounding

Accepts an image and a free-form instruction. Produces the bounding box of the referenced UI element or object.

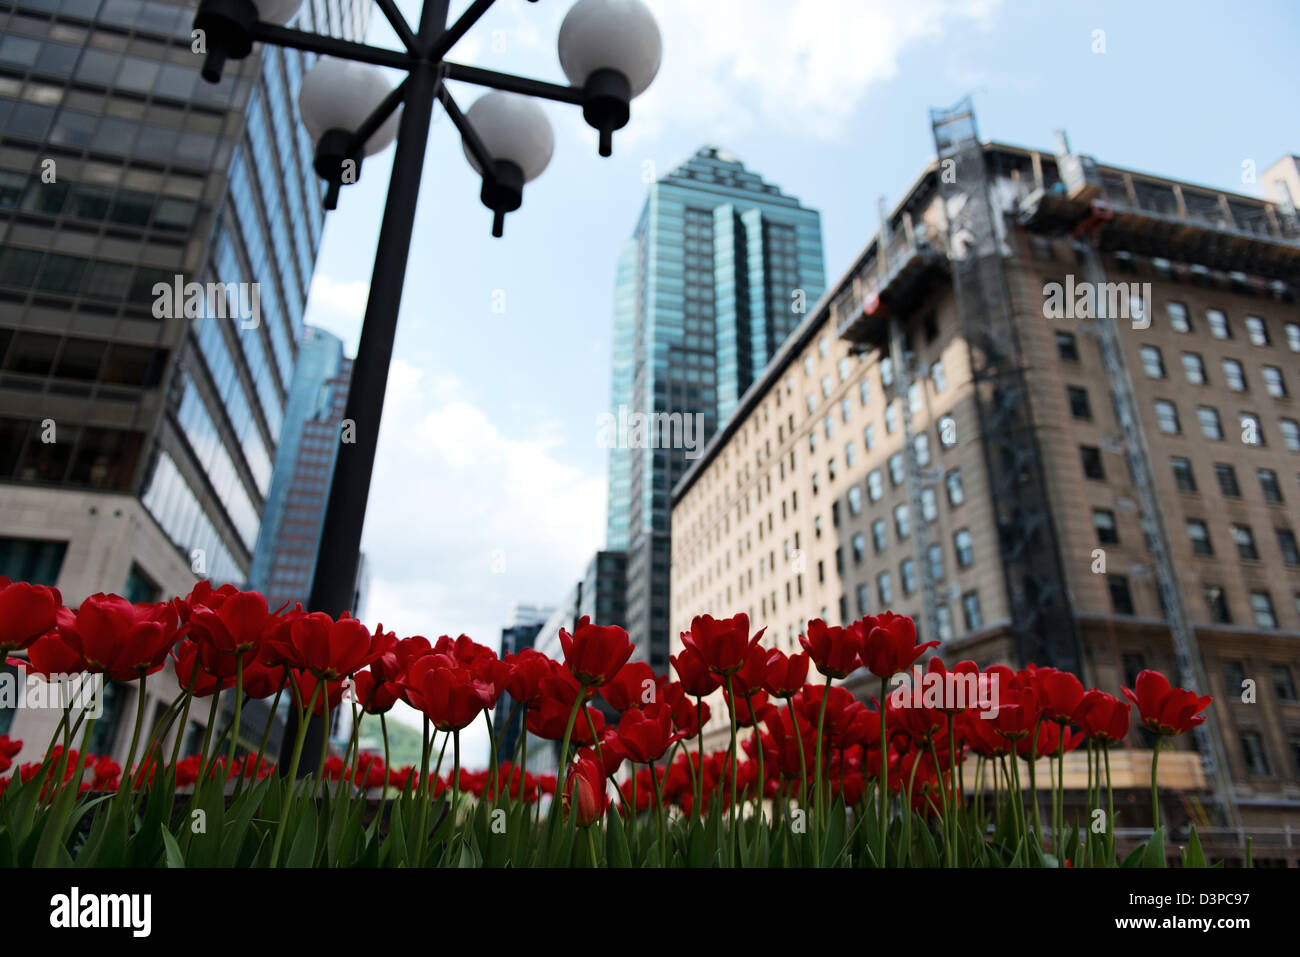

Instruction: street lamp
[189,0,661,771]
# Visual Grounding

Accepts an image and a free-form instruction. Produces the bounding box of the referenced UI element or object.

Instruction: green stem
[878,676,889,854]
[1055,723,1066,856]
[1028,716,1042,849]
[725,675,741,858]
[269,683,321,865]
[786,695,808,812]
[1104,742,1115,866]
[1150,735,1161,832]
[812,674,830,862]
[650,762,666,867]
[226,657,244,773]
[554,693,585,787]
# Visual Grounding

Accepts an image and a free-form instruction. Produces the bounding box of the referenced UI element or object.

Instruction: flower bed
[0,577,1227,867]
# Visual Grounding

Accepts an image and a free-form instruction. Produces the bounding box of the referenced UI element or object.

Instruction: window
[1181,352,1207,385]
[1240,412,1263,446]
[1286,323,1300,352]
[1207,309,1230,339]
[1080,445,1105,480]
[930,361,947,393]
[1272,665,1296,702]
[1108,575,1135,615]
[936,604,953,642]
[1196,406,1222,440]
[1093,509,1119,545]
[1222,359,1246,391]
[1244,316,1269,346]
[1258,468,1284,504]
[867,470,883,501]
[927,543,944,581]
[859,380,870,405]
[938,414,957,447]
[880,357,894,387]
[840,398,852,423]
[809,431,817,453]
[1155,400,1181,435]
[961,590,983,631]
[1204,585,1231,623]
[1276,529,1299,566]
[0,537,69,584]
[893,504,910,539]
[1214,463,1240,498]
[1283,419,1300,452]
[1232,524,1259,560]
[807,394,817,415]
[1240,732,1270,777]
[863,424,876,451]
[900,559,917,596]
[1262,366,1287,398]
[1067,387,1092,420]
[814,515,823,539]
[856,584,870,617]
[847,485,862,516]
[1250,591,1277,628]
[828,458,837,481]
[1140,345,1165,378]
[1224,660,1246,694]
[811,473,820,496]
[945,469,965,506]
[821,375,832,398]
[804,356,814,376]
[1187,519,1214,556]
[851,533,866,564]
[914,433,931,467]
[921,487,938,522]
[1170,457,1197,492]
[954,528,974,567]
[844,441,855,468]
[884,404,898,434]
[877,571,893,605]
[871,519,887,553]
[1166,301,1191,333]
[1055,331,1080,361]
[838,356,852,382]
[888,452,905,486]
[824,415,833,439]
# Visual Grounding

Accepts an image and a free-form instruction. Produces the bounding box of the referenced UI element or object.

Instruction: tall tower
[607,146,825,667]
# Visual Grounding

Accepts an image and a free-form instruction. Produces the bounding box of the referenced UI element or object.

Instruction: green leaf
[160,825,185,868]
[1143,827,1166,868]
[1182,826,1206,869]
[285,799,319,868]
[606,806,632,868]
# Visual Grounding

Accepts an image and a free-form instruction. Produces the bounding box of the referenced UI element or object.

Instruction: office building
[670,102,1299,858]
[607,146,825,669]
[0,0,367,767]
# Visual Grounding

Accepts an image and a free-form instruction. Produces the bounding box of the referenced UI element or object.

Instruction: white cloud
[304,274,370,348]
[622,0,1003,143]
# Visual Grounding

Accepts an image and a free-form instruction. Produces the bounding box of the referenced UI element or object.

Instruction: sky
[299,0,1300,758]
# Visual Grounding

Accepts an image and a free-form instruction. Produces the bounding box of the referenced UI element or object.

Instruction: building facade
[0,0,366,767]
[607,146,825,669]
[670,118,1300,854]
[249,324,366,617]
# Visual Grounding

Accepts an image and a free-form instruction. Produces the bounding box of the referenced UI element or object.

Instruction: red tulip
[670,642,720,697]
[290,670,345,717]
[663,681,710,737]
[762,649,810,698]
[680,613,765,677]
[57,594,185,681]
[600,660,662,713]
[0,577,61,654]
[171,640,234,697]
[562,757,607,826]
[1074,689,1131,743]
[1036,667,1085,724]
[614,704,684,763]
[352,668,399,715]
[284,612,393,681]
[559,616,634,687]
[401,656,494,731]
[1122,670,1211,736]
[799,618,860,679]
[857,612,938,679]
[503,647,553,706]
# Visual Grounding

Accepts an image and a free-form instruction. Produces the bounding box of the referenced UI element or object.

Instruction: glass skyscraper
[606,147,825,668]
[0,0,365,767]
[249,324,366,617]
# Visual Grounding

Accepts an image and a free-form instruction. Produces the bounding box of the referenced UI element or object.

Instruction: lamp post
[192,0,661,772]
